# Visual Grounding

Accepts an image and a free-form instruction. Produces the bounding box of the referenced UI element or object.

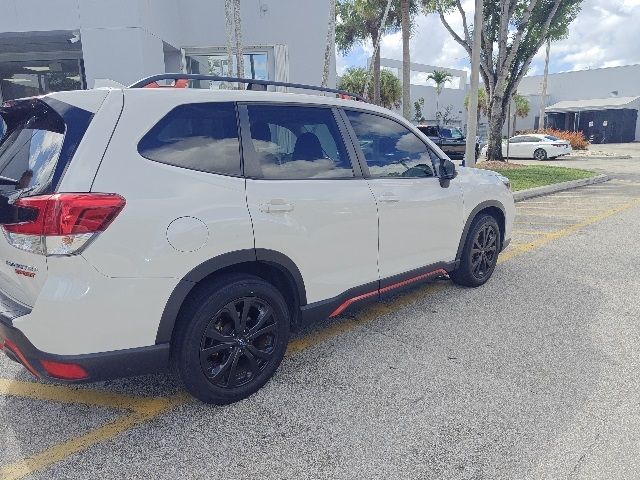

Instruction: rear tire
[533,148,547,160]
[450,214,501,287]
[172,274,290,404]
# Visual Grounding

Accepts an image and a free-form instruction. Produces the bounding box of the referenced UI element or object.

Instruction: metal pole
[539,38,551,130]
[506,99,511,162]
[464,0,483,167]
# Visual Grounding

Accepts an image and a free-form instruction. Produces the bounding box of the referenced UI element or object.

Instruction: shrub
[517,128,589,150]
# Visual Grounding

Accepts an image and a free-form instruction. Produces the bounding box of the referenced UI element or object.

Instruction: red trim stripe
[329,268,447,318]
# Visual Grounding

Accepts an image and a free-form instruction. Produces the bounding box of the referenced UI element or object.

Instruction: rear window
[0,98,92,223]
[137,102,241,177]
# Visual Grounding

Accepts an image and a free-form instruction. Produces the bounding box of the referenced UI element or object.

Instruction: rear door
[0,97,94,306]
[343,109,464,280]
[241,103,379,304]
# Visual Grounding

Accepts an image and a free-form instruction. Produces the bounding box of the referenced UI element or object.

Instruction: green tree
[427,69,452,123]
[426,0,583,160]
[464,87,488,125]
[339,67,402,109]
[413,97,426,123]
[400,0,421,119]
[512,94,531,133]
[336,0,418,105]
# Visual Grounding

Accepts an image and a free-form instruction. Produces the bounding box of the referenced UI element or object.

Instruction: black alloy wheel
[450,213,501,287]
[200,297,278,388]
[470,224,498,280]
[173,274,289,404]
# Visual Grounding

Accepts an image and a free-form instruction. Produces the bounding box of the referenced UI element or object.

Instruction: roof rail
[129,73,367,102]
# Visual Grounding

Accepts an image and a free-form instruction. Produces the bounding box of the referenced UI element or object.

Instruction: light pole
[464,0,483,167]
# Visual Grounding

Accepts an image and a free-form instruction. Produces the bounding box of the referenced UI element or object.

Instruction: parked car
[416,124,479,162]
[481,133,572,160]
[0,75,514,404]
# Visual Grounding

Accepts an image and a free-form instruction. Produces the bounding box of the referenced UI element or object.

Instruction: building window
[185,51,269,89]
[0,59,85,102]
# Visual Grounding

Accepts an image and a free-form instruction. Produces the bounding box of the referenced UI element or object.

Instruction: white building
[515,64,640,143]
[0,0,334,101]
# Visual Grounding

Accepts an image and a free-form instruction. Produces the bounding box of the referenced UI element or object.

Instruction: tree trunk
[233,0,244,86]
[401,0,411,119]
[487,98,506,161]
[373,42,381,105]
[512,114,517,135]
[321,0,336,88]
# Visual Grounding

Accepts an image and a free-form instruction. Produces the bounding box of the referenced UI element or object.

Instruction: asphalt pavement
[2,156,640,479]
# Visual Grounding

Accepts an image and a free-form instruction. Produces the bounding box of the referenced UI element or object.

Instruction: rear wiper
[0,175,18,186]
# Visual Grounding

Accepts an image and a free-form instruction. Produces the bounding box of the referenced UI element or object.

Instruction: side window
[509,136,524,143]
[524,136,541,142]
[138,102,241,176]
[245,104,353,179]
[345,110,438,179]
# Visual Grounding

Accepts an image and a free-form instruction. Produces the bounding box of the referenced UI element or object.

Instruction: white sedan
[481,134,572,160]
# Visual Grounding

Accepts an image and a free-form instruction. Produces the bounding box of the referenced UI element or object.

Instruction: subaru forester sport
[0,75,514,404]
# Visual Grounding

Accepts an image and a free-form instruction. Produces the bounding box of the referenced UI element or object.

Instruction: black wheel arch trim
[155,249,307,344]
[456,200,506,261]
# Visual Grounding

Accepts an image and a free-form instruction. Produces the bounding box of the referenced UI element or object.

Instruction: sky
[336,0,640,82]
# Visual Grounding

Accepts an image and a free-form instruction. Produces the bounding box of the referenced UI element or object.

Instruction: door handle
[379,193,400,203]
[260,200,294,213]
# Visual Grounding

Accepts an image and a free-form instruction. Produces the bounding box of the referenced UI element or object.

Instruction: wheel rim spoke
[248,305,273,335]
[247,344,273,361]
[208,349,235,381]
[244,348,260,377]
[247,322,276,341]
[225,348,242,387]
[204,324,233,343]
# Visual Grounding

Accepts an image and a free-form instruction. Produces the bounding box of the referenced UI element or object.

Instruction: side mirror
[439,158,457,187]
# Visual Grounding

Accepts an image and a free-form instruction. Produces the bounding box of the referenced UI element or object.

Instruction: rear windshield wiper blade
[0,175,18,186]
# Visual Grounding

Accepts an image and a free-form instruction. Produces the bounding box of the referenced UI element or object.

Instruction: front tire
[533,148,548,160]
[172,274,290,404]
[450,214,501,287]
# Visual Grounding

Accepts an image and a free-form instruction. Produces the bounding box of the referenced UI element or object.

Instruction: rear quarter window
[137,102,241,177]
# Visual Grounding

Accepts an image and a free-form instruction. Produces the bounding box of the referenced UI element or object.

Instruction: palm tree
[401,0,411,119]
[321,0,337,87]
[338,67,402,109]
[224,0,244,88]
[336,0,402,105]
[512,94,530,133]
[427,69,452,124]
[464,88,488,125]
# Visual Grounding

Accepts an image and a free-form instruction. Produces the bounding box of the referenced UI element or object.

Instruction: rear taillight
[40,359,88,380]
[2,193,125,256]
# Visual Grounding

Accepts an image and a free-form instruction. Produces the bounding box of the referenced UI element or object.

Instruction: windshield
[544,135,560,141]
[440,127,464,139]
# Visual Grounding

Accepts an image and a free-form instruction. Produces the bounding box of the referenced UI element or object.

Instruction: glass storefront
[185,50,269,89]
[0,58,85,102]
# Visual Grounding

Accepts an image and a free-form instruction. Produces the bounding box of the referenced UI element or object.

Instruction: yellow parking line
[0,380,188,480]
[2,193,639,480]
[0,379,170,412]
[513,230,554,236]
[516,211,594,218]
[500,198,640,263]
[515,221,573,226]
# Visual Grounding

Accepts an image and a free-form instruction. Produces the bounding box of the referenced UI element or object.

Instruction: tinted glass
[544,135,559,141]
[417,125,438,137]
[138,102,241,176]
[246,104,353,179]
[440,127,464,139]
[346,110,437,178]
[509,136,524,143]
[0,105,65,196]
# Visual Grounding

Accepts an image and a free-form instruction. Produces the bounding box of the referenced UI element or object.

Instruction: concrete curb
[513,174,610,202]
[564,155,632,160]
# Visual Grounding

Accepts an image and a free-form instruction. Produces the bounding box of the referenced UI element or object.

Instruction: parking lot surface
[2,171,640,479]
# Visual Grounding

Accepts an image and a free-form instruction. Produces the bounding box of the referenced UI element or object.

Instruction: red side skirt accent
[329,268,447,318]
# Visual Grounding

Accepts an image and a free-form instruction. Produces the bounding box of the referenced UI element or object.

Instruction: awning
[546,96,640,113]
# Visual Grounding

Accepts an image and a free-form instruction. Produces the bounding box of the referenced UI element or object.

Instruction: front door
[241,103,379,304]
[343,109,464,281]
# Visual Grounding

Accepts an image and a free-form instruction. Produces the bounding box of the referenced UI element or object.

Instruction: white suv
[0,75,514,404]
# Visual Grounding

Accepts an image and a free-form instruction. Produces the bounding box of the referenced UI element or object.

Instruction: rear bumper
[0,313,169,383]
